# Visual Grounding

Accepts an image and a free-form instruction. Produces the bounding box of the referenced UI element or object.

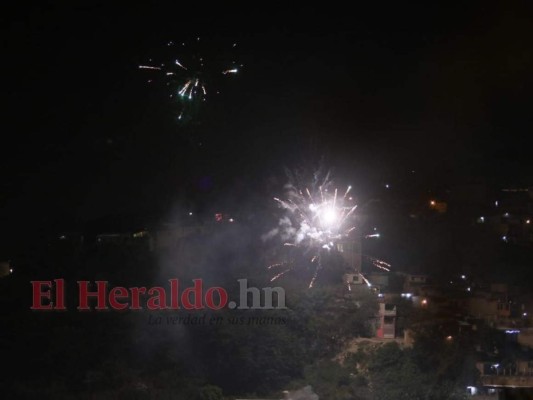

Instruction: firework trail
[365,256,391,272]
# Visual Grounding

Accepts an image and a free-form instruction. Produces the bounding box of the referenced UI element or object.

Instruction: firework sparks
[267,170,358,288]
[138,38,240,123]
[365,233,380,238]
[359,273,372,287]
[138,65,162,70]
[270,269,292,282]
[365,256,391,272]
[273,186,357,249]
[266,168,392,288]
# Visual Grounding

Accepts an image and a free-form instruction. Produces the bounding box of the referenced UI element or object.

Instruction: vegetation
[2,226,480,399]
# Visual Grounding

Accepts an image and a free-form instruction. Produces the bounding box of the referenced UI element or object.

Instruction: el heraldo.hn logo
[30,279,287,311]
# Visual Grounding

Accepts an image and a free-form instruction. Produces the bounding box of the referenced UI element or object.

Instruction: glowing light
[446,335,453,341]
[421,299,428,305]
[9,268,13,274]
[430,200,436,206]
[222,68,238,74]
[321,207,338,226]
[526,219,531,224]
[467,386,478,395]
[189,212,193,216]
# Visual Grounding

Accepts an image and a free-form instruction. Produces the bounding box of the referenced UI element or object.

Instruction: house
[466,292,511,320]
[403,274,429,295]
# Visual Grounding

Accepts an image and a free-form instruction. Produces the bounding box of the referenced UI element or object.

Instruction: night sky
[2,2,533,252]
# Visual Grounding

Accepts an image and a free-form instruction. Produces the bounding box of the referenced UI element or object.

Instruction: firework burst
[266,168,392,288]
[139,38,240,123]
[266,169,358,288]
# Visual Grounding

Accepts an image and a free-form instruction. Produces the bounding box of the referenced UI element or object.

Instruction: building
[376,303,397,339]
[403,274,429,295]
[466,291,511,321]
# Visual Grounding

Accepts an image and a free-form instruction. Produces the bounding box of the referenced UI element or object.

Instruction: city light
[467,386,478,395]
